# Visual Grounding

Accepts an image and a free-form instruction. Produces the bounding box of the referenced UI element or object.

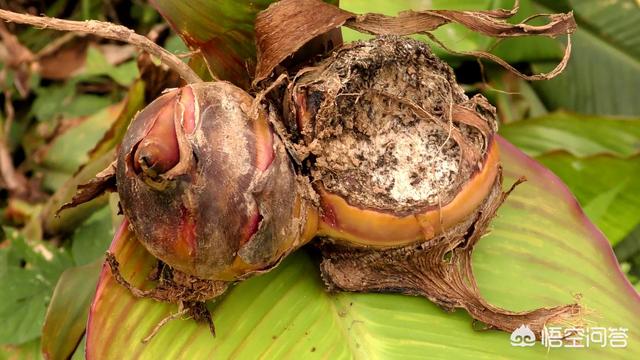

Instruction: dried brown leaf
[57,161,117,215]
[255,0,352,85]
[37,39,88,80]
[254,0,576,84]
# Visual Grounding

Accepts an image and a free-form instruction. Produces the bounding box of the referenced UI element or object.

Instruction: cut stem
[0,9,203,84]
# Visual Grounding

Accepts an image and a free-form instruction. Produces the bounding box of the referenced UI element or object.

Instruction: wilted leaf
[85,138,640,358]
[344,0,568,65]
[341,0,496,55]
[486,0,565,63]
[38,38,89,80]
[253,0,575,83]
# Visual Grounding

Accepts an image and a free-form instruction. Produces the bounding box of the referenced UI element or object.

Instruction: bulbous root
[105,252,226,340]
[318,177,582,339]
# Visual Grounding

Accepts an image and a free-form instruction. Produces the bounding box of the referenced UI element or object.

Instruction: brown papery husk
[254,0,576,85]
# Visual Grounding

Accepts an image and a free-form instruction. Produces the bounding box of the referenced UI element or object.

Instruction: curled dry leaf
[254,0,577,84]
[57,161,117,215]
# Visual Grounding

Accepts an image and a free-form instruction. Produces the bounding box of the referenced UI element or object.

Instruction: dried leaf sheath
[254,0,576,83]
[319,177,581,338]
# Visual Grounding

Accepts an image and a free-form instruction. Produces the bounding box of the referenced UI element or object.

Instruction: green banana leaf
[469,0,640,117]
[537,153,640,247]
[531,0,640,116]
[499,112,640,158]
[79,137,639,359]
[500,112,640,245]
